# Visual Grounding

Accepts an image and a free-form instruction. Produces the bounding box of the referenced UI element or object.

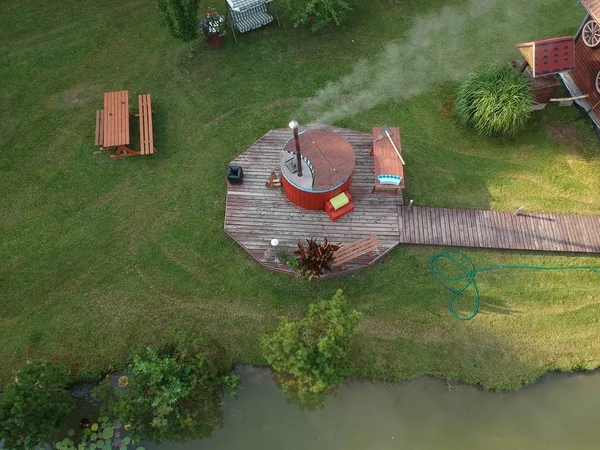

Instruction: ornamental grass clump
[455,64,533,137]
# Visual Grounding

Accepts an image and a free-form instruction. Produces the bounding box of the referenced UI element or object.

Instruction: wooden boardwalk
[225,125,600,278]
[398,206,600,253]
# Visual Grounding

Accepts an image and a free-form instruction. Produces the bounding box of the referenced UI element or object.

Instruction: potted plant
[200,7,226,50]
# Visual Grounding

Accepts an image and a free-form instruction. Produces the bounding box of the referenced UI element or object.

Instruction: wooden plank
[103,92,111,147]
[146,95,154,154]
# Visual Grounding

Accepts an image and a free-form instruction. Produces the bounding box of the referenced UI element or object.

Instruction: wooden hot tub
[280,129,355,210]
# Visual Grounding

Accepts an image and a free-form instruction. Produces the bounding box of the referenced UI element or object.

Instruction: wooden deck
[225,125,404,277]
[225,125,600,278]
[397,206,600,253]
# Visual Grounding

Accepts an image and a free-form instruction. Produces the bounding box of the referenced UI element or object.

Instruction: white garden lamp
[271,238,279,262]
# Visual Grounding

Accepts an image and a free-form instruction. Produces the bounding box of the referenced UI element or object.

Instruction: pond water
[143,366,600,450]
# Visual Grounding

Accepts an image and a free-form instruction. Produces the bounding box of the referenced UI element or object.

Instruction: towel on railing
[377,175,402,186]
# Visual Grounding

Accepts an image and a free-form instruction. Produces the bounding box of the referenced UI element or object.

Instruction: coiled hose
[429,250,600,320]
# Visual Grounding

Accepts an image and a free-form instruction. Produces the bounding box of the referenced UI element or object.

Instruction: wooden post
[289,120,303,177]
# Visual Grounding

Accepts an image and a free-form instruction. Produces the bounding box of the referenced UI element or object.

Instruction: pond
[142,366,599,450]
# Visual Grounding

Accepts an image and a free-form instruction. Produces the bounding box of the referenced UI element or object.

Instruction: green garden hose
[429,250,600,321]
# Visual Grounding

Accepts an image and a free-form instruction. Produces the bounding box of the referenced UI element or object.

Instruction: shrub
[96,333,238,442]
[280,0,355,31]
[295,237,340,280]
[0,360,74,450]
[454,64,533,137]
[261,290,361,404]
[157,0,200,43]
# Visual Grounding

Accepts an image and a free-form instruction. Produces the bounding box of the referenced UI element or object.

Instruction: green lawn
[1,0,599,390]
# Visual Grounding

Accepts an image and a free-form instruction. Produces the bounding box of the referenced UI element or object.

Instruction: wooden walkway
[398,206,600,253]
[225,125,403,277]
[225,125,600,279]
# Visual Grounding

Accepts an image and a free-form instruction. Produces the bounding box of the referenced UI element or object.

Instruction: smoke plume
[297,0,572,123]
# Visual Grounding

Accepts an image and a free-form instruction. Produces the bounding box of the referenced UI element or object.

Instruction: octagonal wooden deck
[225,125,404,277]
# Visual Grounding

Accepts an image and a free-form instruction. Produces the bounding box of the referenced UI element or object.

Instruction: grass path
[1,0,599,389]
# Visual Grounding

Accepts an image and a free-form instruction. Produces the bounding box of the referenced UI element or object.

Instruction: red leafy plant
[294,237,340,280]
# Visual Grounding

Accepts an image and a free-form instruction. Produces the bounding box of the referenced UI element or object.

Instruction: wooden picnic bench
[371,126,405,194]
[333,234,381,268]
[94,90,156,158]
[138,94,156,156]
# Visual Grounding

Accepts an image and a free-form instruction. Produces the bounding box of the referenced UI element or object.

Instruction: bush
[96,333,238,442]
[0,360,74,450]
[295,237,340,280]
[157,0,200,43]
[261,290,361,404]
[454,64,533,137]
[280,0,355,31]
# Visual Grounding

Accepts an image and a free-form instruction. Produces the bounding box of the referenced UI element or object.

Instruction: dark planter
[227,165,243,184]
[206,33,223,50]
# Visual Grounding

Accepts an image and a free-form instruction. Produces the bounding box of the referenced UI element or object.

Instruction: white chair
[226,0,281,44]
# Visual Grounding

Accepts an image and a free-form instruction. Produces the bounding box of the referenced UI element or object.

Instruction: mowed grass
[1,0,599,390]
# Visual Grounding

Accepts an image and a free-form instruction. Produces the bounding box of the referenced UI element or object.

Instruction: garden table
[102,90,136,158]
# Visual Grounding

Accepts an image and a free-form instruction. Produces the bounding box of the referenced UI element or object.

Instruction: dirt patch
[443,100,454,118]
[546,125,581,147]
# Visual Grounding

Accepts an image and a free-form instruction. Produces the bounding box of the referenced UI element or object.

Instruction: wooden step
[326,201,355,221]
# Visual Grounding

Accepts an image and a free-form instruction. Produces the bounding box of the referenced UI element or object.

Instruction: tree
[280,0,355,31]
[96,333,238,442]
[454,64,533,137]
[157,0,200,45]
[0,360,73,450]
[261,290,361,404]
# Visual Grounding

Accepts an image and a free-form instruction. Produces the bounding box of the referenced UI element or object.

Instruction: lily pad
[96,439,104,447]
[122,437,131,445]
[103,427,114,440]
[91,433,98,441]
[91,423,99,432]
[68,429,75,437]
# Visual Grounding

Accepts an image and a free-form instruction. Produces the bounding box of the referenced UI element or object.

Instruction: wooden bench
[138,94,156,155]
[371,126,405,194]
[95,110,104,146]
[333,234,381,268]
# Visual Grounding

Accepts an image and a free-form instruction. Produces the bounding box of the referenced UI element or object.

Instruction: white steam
[298,0,570,123]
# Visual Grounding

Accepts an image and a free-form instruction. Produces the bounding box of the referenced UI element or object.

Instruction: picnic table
[95,90,156,159]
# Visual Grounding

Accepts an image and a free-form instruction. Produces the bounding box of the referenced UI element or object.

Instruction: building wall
[571,21,600,112]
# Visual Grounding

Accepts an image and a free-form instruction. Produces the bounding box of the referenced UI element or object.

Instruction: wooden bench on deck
[371,126,405,194]
[138,94,156,156]
[333,234,381,268]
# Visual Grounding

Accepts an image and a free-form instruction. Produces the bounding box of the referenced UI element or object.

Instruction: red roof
[516,36,575,77]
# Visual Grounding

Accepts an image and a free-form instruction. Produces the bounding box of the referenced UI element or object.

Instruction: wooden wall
[571,27,600,111]
[282,177,351,210]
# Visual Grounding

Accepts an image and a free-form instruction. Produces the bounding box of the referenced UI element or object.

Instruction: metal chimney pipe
[289,120,303,177]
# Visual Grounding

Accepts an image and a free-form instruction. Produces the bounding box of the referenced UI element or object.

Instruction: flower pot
[206,33,223,50]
